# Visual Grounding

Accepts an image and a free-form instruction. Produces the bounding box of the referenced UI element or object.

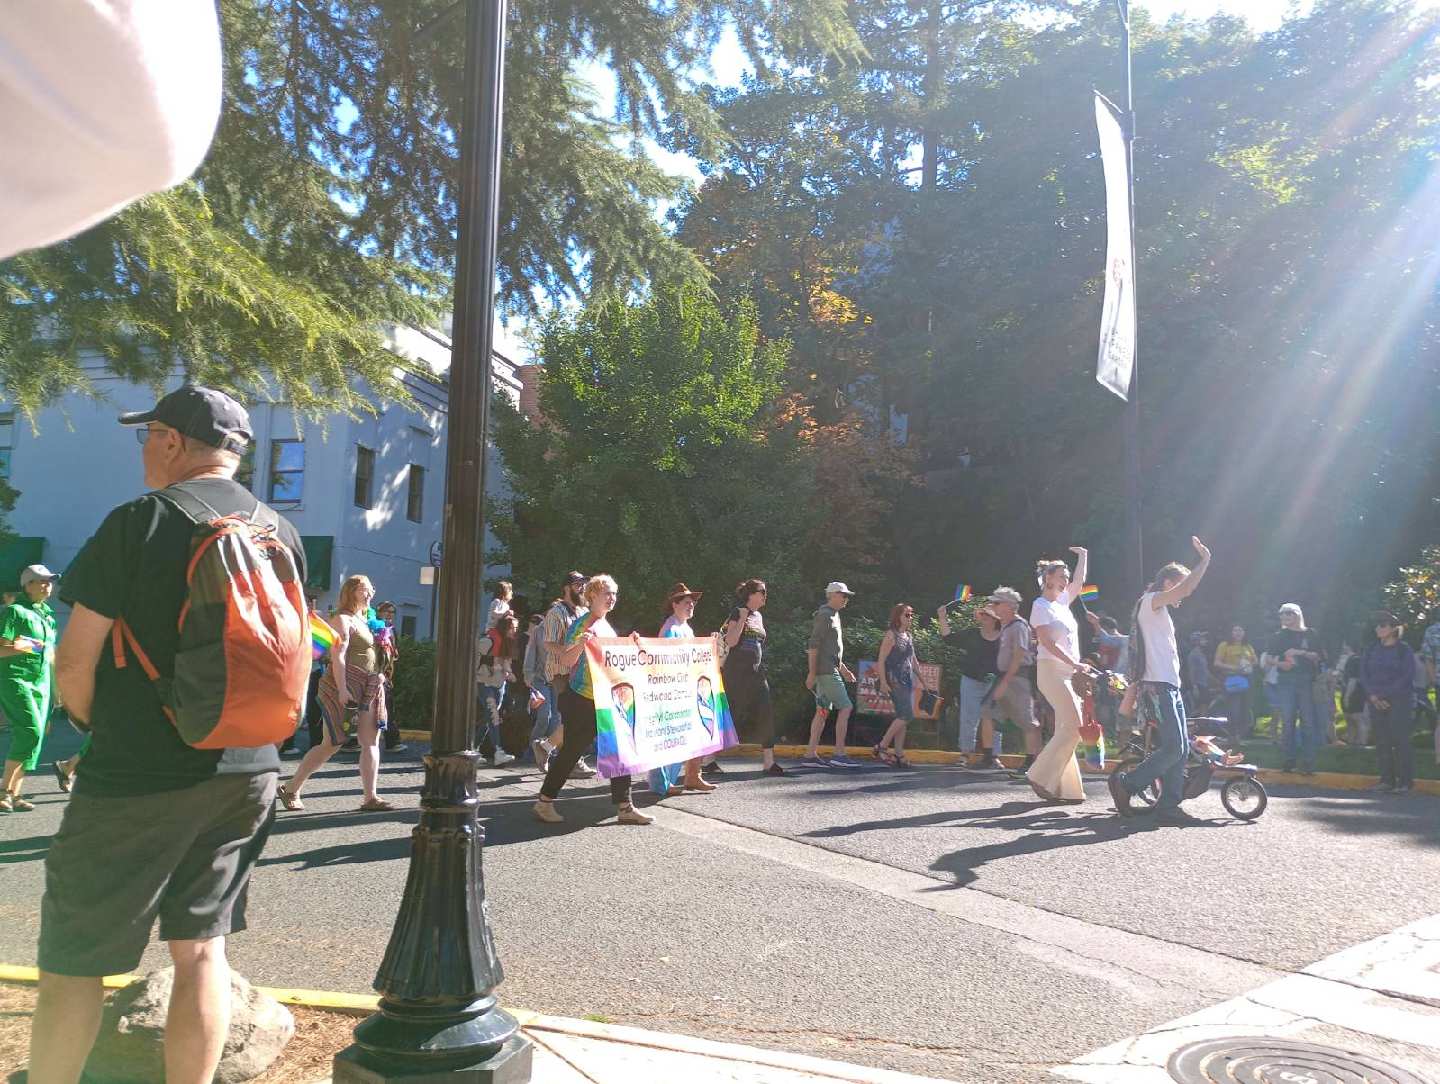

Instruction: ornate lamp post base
[333,1031,532,1083]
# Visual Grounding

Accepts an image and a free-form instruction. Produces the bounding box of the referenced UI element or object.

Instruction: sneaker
[387,742,409,754]
[701,761,726,778]
[829,754,861,768]
[1107,769,1134,816]
[616,804,654,826]
[801,755,830,767]
[491,750,516,767]
[764,763,786,777]
[1393,784,1413,794]
[977,756,1006,771]
[1369,780,1395,792]
[570,758,597,779]
[533,800,564,824]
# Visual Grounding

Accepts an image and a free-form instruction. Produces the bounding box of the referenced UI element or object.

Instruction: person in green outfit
[0,564,59,812]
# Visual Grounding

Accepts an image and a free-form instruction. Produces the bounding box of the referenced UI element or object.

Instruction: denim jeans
[1123,682,1187,809]
[529,677,560,745]
[1272,679,1320,771]
[958,676,989,752]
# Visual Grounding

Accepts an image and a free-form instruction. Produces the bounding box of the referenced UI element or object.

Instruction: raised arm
[1064,547,1089,604]
[1152,537,1212,610]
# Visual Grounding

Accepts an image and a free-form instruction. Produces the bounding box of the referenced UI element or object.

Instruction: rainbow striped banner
[584,637,738,778]
[1079,584,1100,603]
[310,612,337,660]
[954,584,973,603]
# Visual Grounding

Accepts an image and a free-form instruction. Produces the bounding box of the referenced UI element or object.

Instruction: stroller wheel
[1221,776,1268,820]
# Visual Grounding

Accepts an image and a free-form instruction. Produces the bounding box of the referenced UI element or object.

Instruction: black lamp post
[1115,0,1144,592]
[332,0,530,1080]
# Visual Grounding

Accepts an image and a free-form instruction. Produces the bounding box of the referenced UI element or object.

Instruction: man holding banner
[533,575,738,827]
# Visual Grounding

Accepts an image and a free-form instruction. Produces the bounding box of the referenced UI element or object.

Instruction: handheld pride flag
[1079,584,1100,603]
[309,612,337,660]
[954,584,973,603]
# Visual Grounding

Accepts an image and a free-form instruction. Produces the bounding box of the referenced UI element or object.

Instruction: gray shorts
[39,772,277,976]
[980,675,1038,729]
[813,671,853,712]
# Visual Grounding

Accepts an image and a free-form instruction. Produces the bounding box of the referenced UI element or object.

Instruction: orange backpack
[112,485,310,749]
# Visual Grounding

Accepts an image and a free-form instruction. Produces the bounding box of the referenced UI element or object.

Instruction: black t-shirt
[1266,628,1322,684]
[62,478,306,797]
[944,627,1000,682]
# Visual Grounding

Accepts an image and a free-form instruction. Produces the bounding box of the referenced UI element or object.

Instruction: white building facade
[0,327,519,639]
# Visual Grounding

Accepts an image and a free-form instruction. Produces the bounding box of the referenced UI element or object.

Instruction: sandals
[0,794,11,813]
[872,743,896,764]
[4,794,34,812]
[892,755,913,769]
[276,785,305,811]
[684,778,717,793]
[52,761,73,793]
[359,797,395,812]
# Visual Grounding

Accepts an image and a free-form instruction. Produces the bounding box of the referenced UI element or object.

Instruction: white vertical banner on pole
[1094,91,1135,401]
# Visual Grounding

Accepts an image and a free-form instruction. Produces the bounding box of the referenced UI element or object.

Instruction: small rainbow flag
[1079,584,1100,603]
[310,612,336,660]
[954,584,973,603]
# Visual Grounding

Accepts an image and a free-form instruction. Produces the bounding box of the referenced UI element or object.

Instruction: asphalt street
[2,733,1437,1082]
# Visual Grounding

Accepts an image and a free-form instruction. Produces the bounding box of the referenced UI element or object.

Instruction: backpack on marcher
[112,484,310,748]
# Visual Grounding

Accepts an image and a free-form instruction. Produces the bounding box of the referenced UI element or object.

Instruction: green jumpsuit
[0,598,56,771]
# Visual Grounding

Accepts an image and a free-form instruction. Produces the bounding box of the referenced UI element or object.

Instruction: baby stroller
[1116,714,1268,821]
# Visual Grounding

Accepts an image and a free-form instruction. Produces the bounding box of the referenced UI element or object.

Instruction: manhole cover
[1167,1038,1430,1083]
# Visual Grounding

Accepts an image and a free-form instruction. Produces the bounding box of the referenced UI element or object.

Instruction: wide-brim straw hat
[668,582,704,604]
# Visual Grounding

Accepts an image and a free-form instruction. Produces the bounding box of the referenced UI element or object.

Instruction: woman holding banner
[648,583,719,797]
[534,574,654,826]
[721,579,785,776]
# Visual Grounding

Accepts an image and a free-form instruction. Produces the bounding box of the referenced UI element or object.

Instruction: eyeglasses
[135,426,165,445]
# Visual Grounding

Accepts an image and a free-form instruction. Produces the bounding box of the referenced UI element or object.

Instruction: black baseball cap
[119,385,253,453]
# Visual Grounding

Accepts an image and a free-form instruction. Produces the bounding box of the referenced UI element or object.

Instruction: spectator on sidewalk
[535,572,596,778]
[1420,614,1440,702]
[533,575,651,826]
[521,613,547,757]
[1262,603,1325,774]
[721,579,784,777]
[1185,632,1212,716]
[1362,612,1418,794]
[30,385,303,1084]
[936,601,999,761]
[978,588,1040,771]
[0,565,59,813]
[1213,625,1258,742]
[279,575,393,812]
[803,582,860,768]
[487,580,513,630]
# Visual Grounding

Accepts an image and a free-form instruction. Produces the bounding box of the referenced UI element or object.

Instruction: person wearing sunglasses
[874,603,927,767]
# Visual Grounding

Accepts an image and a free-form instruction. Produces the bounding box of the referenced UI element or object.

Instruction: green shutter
[301,535,334,592]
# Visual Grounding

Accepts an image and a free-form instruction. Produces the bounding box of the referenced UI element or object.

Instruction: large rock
[84,967,294,1084]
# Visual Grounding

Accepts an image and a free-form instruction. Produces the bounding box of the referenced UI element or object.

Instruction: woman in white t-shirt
[1026,547,1091,802]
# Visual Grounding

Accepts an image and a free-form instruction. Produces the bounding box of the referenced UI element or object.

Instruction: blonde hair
[496,580,513,600]
[1035,559,1069,589]
[583,574,618,605]
[338,575,374,614]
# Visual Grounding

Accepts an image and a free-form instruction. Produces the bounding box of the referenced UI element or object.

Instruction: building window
[354,445,375,509]
[406,464,425,522]
[0,413,13,479]
[268,439,304,504]
[400,615,417,639]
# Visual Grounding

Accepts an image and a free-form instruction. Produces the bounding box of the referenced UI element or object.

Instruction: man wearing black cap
[535,571,597,777]
[30,386,306,1084]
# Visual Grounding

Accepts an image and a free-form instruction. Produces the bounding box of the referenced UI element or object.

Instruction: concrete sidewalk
[317,1014,962,1084]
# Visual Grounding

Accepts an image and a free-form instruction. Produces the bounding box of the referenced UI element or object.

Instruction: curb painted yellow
[0,965,542,1022]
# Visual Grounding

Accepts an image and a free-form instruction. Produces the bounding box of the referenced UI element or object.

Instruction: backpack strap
[111,618,177,725]
[155,482,279,533]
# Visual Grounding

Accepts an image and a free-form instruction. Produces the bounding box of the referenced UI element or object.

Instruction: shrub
[391,636,436,731]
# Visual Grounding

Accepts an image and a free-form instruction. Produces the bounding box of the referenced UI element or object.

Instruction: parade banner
[1094,91,1136,401]
[855,660,943,719]
[585,637,739,778]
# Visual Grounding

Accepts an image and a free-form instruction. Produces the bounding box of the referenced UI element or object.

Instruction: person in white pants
[1026,548,1092,802]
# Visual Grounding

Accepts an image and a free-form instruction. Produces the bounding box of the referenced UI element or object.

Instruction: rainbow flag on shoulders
[310,612,337,660]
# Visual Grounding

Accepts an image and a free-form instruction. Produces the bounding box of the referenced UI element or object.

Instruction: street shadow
[0,833,50,865]
[1282,789,1440,848]
[927,807,1233,888]
[804,798,1055,838]
[258,832,414,870]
